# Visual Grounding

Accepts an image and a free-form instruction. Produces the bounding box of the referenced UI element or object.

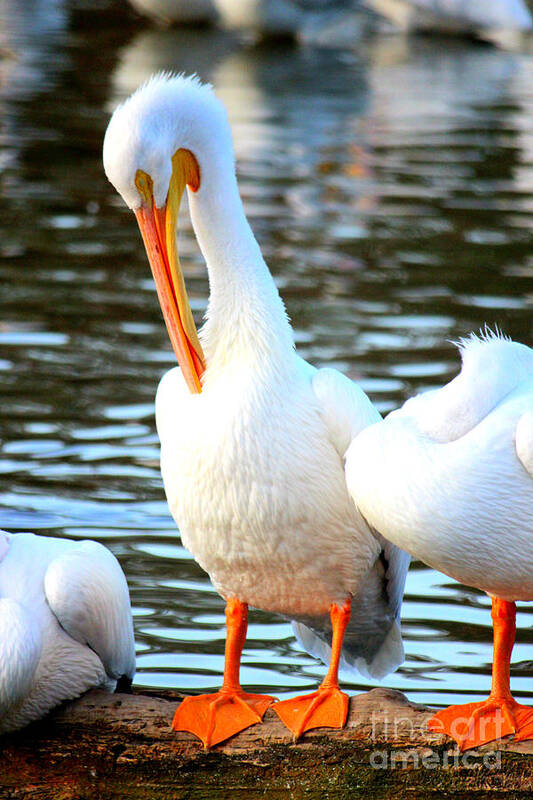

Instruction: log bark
[1,687,532,799]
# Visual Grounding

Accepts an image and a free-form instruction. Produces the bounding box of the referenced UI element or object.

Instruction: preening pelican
[0,531,135,733]
[366,0,533,40]
[103,74,410,748]
[345,331,533,750]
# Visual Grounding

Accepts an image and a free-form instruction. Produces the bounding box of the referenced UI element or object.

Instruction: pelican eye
[135,169,154,205]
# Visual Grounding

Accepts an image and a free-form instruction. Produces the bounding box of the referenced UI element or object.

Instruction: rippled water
[1,2,533,709]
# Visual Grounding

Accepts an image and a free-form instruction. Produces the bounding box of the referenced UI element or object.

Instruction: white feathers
[391,331,533,443]
[0,599,42,719]
[516,411,533,479]
[312,367,381,457]
[452,324,510,351]
[292,536,410,680]
[107,73,411,679]
[0,532,135,733]
[292,618,404,681]
[44,540,136,680]
[345,334,533,602]
[156,355,383,619]
[103,73,233,209]
[364,621,404,681]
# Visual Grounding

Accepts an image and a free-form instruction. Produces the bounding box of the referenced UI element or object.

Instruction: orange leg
[274,599,351,739]
[428,597,533,750]
[172,598,276,749]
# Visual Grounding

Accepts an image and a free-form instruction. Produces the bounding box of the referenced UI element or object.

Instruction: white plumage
[345,331,533,602]
[0,531,135,733]
[156,362,408,678]
[103,73,409,685]
[345,330,533,748]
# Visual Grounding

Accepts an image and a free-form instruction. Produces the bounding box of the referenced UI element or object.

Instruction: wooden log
[1,687,532,799]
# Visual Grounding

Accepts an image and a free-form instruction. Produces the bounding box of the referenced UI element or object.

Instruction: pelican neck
[187,159,294,372]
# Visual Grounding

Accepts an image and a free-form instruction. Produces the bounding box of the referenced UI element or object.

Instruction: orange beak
[134,150,205,395]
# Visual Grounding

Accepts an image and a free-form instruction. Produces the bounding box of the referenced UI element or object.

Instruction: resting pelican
[366,0,533,40]
[346,331,533,750]
[103,74,409,748]
[0,531,135,733]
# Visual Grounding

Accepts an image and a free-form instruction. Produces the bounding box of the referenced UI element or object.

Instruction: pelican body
[346,332,533,749]
[0,531,135,733]
[158,345,385,620]
[103,74,409,747]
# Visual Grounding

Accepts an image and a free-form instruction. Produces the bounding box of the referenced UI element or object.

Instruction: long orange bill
[134,150,205,394]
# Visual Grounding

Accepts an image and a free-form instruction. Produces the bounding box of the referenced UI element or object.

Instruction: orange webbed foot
[273,686,349,739]
[428,697,533,751]
[172,690,276,749]
[506,704,533,743]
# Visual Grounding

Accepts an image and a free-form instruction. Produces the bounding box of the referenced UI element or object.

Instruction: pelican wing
[311,367,381,455]
[342,533,410,678]
[0,599,42,721]
[292,541,410,680]
[516,411,533,479]
[44,541,135,682]
[373,530,411,622]
[301,367,410,679]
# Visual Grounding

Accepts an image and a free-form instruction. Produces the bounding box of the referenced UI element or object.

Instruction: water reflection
[0,0,68,99]
[1,9,532,708]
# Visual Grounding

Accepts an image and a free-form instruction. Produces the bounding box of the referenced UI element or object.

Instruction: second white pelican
[346,331,533,750]
[103,74,410,748]
[0,530,135,733]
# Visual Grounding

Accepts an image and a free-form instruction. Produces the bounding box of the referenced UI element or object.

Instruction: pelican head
[103,74,234,393]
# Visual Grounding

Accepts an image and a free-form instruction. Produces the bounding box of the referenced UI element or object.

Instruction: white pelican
[345,330,533,750]
[103,73,410,748]
[366,0,533,41]
[0,530,135,733]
